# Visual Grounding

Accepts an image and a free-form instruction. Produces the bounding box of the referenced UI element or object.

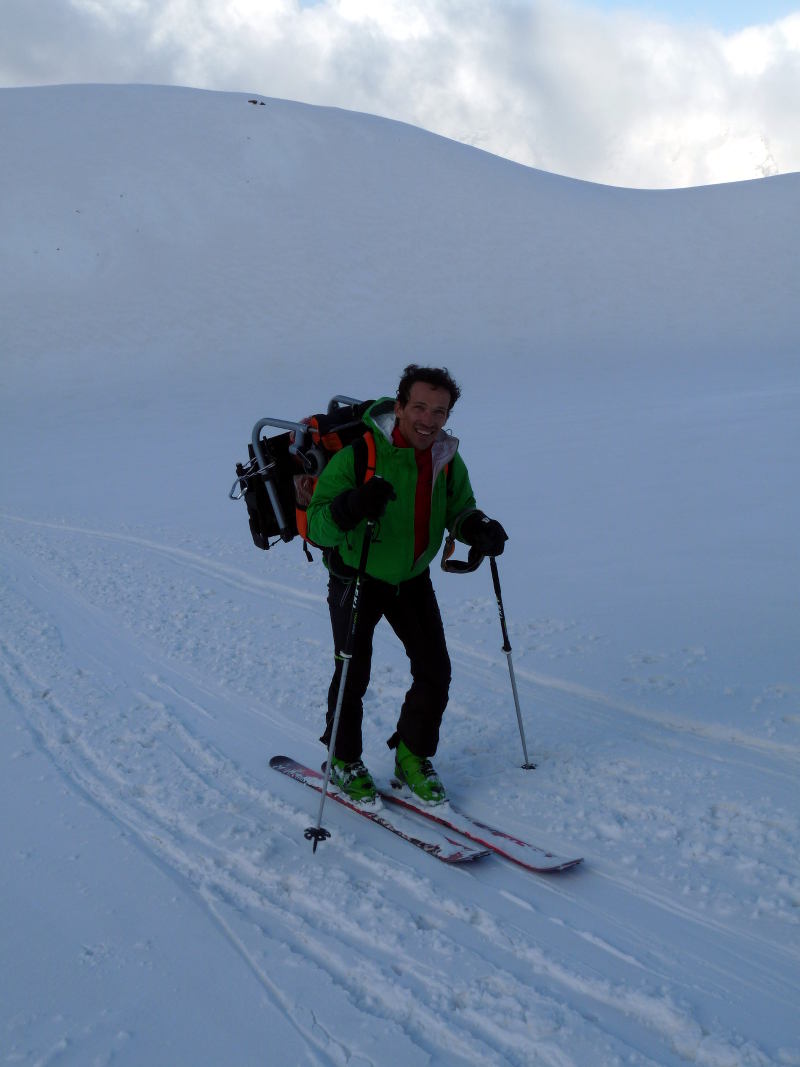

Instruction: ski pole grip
[490,557,512,653]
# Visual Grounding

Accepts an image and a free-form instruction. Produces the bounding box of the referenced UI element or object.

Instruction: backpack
[230,396,376,558]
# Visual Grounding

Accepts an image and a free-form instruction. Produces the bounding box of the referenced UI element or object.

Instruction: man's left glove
[460,511,508,556]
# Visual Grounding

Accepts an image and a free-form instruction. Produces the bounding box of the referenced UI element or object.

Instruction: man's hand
[460,511,508,556]
[332,477,397,529]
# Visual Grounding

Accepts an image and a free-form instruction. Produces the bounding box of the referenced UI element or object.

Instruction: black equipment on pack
[229,395,374,554]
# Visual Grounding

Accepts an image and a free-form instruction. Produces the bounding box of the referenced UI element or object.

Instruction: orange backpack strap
[295,431,375,558]
[352,431,376,485]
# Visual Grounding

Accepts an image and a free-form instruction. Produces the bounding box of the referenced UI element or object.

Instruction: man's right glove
[460,511,508,556]
[331,476,397,530]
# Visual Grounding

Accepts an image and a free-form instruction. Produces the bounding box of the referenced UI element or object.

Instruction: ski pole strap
[440,533,485,574]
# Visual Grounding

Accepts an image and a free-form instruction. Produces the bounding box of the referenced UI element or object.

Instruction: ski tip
[543,857,584,873]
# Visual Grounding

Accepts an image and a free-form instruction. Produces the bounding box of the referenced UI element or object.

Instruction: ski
[270,756,490,864]
[382,779,583,874]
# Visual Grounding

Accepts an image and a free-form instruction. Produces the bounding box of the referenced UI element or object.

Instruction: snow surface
[1,83,798,1066]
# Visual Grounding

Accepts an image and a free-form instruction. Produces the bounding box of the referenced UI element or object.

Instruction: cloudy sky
[2,0,799,188]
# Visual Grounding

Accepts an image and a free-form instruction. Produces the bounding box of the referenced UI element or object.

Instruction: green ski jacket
[306,398,478,585]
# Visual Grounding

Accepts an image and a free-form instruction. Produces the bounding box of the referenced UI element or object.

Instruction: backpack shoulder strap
[352,431,377,485]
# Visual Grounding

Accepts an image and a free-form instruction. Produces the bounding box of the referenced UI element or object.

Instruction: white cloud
[336,0,433,41]
[2,0,799,187]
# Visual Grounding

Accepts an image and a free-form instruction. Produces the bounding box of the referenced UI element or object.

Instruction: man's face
[394,381,451,450]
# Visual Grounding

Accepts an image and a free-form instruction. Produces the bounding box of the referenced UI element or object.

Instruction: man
[306,365,507,805]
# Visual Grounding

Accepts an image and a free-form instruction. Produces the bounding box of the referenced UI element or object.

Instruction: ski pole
[305,519,376,852]
[490,556,537,770]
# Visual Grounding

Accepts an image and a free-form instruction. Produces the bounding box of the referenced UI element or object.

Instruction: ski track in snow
[2,514,799,1066]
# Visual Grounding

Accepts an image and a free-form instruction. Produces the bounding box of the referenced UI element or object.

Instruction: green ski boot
[329,757,378,804]
[394,741,447,805]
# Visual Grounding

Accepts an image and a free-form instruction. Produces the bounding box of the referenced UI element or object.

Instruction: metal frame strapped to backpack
[230,395,376,558]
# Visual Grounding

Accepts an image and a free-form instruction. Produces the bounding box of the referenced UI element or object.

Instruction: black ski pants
[322,568,451,764]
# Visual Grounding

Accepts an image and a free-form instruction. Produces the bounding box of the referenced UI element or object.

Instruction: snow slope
[1,83,798,1066]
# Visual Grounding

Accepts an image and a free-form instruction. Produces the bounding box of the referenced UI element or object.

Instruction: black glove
[331,476,397,530]
[460,511,508,556]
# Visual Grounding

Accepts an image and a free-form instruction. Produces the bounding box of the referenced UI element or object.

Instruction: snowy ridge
[1,84,798,1064]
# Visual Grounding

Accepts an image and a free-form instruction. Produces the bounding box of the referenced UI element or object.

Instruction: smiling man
[307,364,508,804]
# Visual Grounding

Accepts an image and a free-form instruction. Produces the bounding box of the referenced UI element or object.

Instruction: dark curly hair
[396,364,462,412]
